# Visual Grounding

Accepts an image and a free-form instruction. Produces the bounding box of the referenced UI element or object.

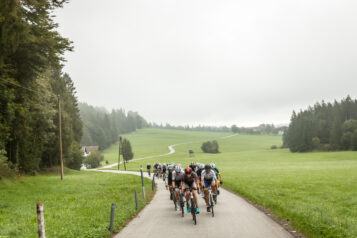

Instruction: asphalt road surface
[95,170,293,238]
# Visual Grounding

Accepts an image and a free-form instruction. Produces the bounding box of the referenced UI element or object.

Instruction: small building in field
[81,146,99,157]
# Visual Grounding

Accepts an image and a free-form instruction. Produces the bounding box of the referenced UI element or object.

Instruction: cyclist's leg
[192,183,199,205]
[211,180,217,194]
[203,180,210,206]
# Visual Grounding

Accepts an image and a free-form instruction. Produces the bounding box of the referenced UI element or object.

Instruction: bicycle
[172,188,178,210]
[186,188,198,225]
[206,187,215,217]
[179,190,185,217]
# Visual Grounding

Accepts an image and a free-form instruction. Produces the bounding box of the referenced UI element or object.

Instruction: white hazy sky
[55,0,357,127]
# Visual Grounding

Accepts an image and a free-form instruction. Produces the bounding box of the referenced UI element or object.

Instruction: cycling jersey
[201,169,216,180]
[163,166,167,173]
[167,170,173,185]
[189,165,196,172]
[172,170,184,180]
[196,168,203,178]
[214,167,220,174]
[183,172,198,184]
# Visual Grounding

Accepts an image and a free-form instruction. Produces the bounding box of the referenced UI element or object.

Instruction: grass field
[0,169,154,238]
[103,128,357,238]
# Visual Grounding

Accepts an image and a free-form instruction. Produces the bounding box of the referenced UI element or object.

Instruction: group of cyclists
[149,162,223,217]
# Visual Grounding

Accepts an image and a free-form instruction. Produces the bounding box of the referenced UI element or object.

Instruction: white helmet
[175,164,182,173]
[210,163,216,169]
[199,163,204,169]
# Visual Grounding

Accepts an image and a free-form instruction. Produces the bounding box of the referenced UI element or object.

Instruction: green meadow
[103,128,357,238]
[0,170,154,238]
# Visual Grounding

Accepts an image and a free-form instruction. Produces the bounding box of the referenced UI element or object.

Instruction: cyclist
[167,163,175,197]
[157,163,162,177]
[172,164,185,208]
[146,164,151,176]
[201,164,218,212]
[182,167,200,214]
[211,163,223,193]
[189,162,197,172]
[196,163,204,193]
[162,163,167,181]
[153,163,159,177]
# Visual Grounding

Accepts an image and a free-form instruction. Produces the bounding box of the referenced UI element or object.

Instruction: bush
[83,152,104,169]
[65,142,84,170]
[0,150,15,179]
[271,145,278,150]
[201,140,219,153]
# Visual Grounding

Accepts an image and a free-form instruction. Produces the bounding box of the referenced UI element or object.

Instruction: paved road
[95,170,293,238]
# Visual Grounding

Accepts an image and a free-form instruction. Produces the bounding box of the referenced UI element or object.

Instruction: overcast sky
[55,0,357,127]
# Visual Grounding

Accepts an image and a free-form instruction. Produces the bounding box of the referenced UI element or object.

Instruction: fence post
[135,190,138,210]
[140,166,146,199]
[37,202,46,238]
[152,175,155,191]
[109,203,115,233]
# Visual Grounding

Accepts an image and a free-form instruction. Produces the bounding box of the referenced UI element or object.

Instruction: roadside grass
[0,170,154,238]
[103,128,357,238]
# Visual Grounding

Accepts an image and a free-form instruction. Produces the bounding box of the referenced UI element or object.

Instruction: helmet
[163,163,166,166]
[204,164,211,170]
[171,162,176,167]
[168,164,174,170]
[199,163,204,169]
[191,161,195,165]
[210,163,216,169]
[175,164,182,173]
[185,167,192,174]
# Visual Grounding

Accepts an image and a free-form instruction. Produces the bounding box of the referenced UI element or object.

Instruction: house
[81,145,99,157]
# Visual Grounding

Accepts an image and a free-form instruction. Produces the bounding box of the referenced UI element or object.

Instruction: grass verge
[0,170,154,238]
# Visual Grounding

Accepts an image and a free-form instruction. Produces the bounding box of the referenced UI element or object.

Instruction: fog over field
[56,0,357,126]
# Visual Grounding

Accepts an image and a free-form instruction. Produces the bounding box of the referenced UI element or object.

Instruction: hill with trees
[79,103,148,150]
[283,96,357,152]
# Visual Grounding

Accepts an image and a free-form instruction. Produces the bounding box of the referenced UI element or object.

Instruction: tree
[0,0,82,175]
[312,137,321,150]
[121,138,134,161]
[201,140,220,153]
[231,125,239,133]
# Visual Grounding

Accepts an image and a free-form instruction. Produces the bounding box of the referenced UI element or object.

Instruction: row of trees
[0,1,83,174]
[150,123,231,132]
[231,124,286,135]
[283,96,357,152]
[79,103,148,150]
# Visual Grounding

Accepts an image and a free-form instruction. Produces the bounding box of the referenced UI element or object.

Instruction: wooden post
[135,190,138,210]
[118,136,122,170]
[58,96,64,180]
[117,142,120,171]
[37,202,46,238]
[140,166,146,199]
[109,203,115,233]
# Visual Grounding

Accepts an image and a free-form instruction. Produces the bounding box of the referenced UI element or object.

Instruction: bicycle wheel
[173,193,177,210]
[191,198,197,225]
[209,193,214,217]
[180,194,184,217]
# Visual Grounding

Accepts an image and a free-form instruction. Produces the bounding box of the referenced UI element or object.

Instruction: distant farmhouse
[81,146,99,157]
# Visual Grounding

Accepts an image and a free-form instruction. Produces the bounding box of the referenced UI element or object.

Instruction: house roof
[85,146,99,152]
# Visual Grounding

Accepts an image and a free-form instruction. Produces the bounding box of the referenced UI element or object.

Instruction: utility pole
[58,96,64,180]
